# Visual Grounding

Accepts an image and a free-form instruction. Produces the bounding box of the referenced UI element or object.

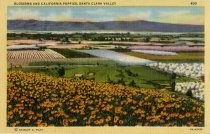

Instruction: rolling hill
[8,19,204,32]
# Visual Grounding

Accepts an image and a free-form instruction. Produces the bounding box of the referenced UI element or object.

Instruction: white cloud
[85,9,151,21]
[84,9,115,21]
[127,10,151,20]
[155,10,204,25]
[8,8,42,20]
[158,10,191,17]
[44,9,73,21]
[86,9,109,15]
[8,8,87,22]
[115,10,151,21]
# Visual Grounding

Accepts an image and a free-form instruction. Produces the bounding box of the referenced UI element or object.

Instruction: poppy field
[7,71,204,127]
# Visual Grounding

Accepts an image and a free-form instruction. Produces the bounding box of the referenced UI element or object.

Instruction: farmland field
[124,51,204,62]
[51,48,96,58]
[48,44,90,49]
[129,45,204,52]
[7,49,66,66]
[132,50,177,56]
[7,39,60,46]
[28,58,112,66]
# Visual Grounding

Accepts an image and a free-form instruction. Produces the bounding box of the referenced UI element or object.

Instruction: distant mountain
[8,19,204,32]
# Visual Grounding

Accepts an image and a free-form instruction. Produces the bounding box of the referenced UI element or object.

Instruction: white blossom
[175,82,204,101]
[147,62,204,78]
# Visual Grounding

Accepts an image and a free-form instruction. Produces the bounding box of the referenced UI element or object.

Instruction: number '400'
[191,2,197,5]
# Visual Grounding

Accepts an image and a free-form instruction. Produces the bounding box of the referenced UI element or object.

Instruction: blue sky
[8,7,204,25]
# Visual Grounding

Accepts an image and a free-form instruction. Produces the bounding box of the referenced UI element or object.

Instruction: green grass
[50,65,197,89]
[11,64,197,89]
[124,52,204,63]
[17,43,31,45]
[65,66,119,81]
[29,59,116,66]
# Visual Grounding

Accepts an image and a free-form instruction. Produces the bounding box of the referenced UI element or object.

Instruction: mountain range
[8,19,204,32]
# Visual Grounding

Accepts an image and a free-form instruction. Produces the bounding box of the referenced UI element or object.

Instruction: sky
[8,7,204,25]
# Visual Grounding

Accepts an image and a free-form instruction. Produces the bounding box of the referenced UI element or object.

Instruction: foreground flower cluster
[7,71,204,126]
[175,82,204,101]
[147,62,204,78]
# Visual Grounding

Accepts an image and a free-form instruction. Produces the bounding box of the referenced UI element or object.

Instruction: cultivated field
[124,52,204,62]
[7,39,60,46]
[130,45,204,52]
[132,50,177,56]
[7,49,66,66]
[48,44,90,49]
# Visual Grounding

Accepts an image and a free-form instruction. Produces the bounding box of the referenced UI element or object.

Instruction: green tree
[106,75,113,83]
[129,80,137,87]
[58,67,65,77]
[186,90,193,98]
[171,73,176,92]
[117,78,126,85]
[144,36,151,42]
